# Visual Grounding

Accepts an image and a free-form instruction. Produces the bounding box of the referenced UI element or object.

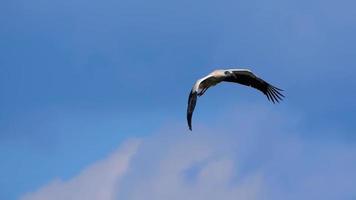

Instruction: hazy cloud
[20,139,140,200]
[20,105,356,200]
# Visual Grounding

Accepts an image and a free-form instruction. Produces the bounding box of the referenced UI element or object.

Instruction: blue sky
[1,0,356,199]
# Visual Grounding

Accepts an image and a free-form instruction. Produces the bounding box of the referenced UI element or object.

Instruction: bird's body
[187,68,284,131]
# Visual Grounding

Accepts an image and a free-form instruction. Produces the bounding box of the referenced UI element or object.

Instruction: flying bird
[187,68,284,131]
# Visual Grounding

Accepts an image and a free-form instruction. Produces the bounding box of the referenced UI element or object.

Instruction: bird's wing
[223,69,285,103]
[186,75,220,131]
[187,90,197,131]
[197,76,221,96]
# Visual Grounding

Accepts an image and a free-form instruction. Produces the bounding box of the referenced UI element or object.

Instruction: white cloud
[20,139,141,200]
[116,131,264,200]
[19,105,356,200]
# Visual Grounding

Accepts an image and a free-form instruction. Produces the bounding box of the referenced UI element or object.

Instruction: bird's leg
[199,87,208,96]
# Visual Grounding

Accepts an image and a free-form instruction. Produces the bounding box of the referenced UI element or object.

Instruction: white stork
[187,68,284,131]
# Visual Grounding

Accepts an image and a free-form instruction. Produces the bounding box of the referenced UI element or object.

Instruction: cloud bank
[20,105,356,200]
[20,140,140,200]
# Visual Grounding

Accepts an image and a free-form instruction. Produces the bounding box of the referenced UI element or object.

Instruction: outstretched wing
[223,69,285,103]
[186,75,222,131]
[187,90,198,131]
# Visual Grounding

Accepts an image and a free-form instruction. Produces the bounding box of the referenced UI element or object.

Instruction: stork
[187,68,284,131]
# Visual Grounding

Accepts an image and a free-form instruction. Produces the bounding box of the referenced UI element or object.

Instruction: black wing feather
[187,90,198,131]
[223,71,284,103]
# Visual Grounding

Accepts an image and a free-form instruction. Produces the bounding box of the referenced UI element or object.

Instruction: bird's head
[224,70,231,75]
